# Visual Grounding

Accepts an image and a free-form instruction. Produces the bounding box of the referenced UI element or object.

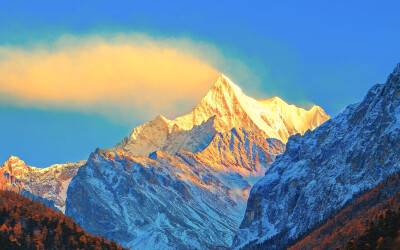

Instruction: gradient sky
[1,1,399,167]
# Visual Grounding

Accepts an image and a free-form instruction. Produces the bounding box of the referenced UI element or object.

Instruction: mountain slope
[66,128,285,249]
[232,64,400,249]
[0,190,126,249]
[289,173,400,249]
[0,156,86,213]
[115,75,330,156]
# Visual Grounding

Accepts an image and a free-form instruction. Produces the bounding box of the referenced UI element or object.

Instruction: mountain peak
[153,114,170,124]
[393,63,400,76]
[387,63,400,91]
[215,74,232,84]
[7,155,21,161]
[116,74,330,156]
[262,96,285,105]
[3,156,25,167]
[211,74,243,96]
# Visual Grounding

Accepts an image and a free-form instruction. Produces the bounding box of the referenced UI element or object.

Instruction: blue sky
[1,1,399,167]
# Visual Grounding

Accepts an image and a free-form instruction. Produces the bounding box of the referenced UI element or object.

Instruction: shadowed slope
[233,63,400,249]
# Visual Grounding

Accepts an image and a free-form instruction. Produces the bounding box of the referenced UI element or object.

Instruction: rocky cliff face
[232,64,400,249]
[0,156,85,212]
[66,127,284,249]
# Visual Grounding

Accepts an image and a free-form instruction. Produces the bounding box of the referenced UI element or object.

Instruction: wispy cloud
[0,33,253,123]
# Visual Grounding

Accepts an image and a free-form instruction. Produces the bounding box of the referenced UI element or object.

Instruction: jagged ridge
[115,75,330,156]
[0,156,86,213]
[232,63,400,249]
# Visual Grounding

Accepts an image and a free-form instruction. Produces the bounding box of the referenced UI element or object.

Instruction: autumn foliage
[290,173,400,249]
[346,209,400,249]
[0,190,127,249]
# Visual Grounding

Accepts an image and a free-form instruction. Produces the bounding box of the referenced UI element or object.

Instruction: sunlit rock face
[114,75,330,156]
[113,114,218,157]
[1,73,330,249]
[0,156,25,193]
[65,74,330,249]
[66,128,285,249]
[232,64,400,249]
[0,156,86,212]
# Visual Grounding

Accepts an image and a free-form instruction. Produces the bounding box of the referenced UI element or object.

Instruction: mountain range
[113,75,329,156]
[65,75,329,248]
[2,63,399,249]
[0,74,330,248]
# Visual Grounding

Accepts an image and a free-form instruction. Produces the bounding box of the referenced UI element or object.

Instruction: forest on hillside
[0,190,126,249]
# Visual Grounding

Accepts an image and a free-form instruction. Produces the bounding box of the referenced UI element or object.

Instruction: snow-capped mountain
[114,75,330,156]
[1,74,330,249]
[232,64,400,249]
[0,156,86,212]
[65,75,329,248]
[66,127,285,249]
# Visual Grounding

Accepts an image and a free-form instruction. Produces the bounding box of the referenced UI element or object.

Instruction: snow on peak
[3,155,27,169]
[8,155,21,161]
[213,74,243,94]
[173,75,330,142]
[6,155,22,162]
[153,114,169,123]
[0,157,86,213]
[115,75,330,156]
